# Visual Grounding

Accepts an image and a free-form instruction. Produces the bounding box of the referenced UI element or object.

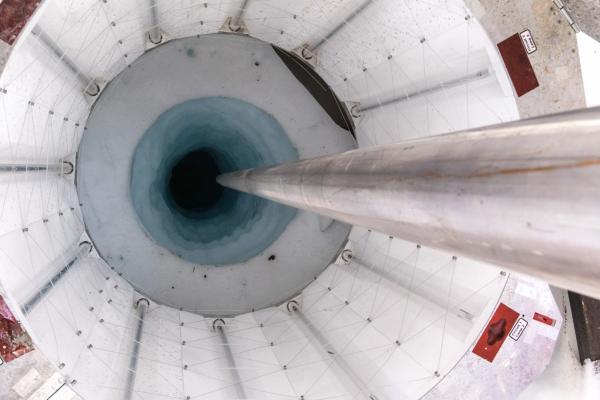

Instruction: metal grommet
[341,249,353,263]
[62,160,74,175]
[135,298,150,309]
[212,318,225,331]
[85,82,101,97]
[79,241,93,253]
[228,19,242,33]
[148,31,163,45]
[301,47,313,60]
[286,300,299,313]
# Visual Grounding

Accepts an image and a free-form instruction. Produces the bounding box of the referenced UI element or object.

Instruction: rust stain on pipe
[472,158,600,178]
[254,158,600,185]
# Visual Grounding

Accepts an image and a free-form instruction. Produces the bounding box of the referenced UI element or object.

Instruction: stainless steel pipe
[218,107,600,299]
[356,69,490,114]
[148,0,162,44]
[124,298,150,400]
[214,320,246,399]
[31,26,100,96]
[349,252,478,321]
[286,301,378,399]
[307,0,374,52]
[21,241,92,314]
[0,160,73,175]
[229,0,250,32]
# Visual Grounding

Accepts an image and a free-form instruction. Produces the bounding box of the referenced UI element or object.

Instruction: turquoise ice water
[130,97,298,265]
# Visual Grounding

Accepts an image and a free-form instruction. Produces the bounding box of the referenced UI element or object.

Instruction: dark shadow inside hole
[169,149,223,213]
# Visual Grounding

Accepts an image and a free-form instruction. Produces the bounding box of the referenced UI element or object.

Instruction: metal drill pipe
[218,107,600,299]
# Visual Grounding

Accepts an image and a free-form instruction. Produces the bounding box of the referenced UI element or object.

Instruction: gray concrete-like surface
[466,0,586,118]
[0,350,55,400]
[563,0,600,43]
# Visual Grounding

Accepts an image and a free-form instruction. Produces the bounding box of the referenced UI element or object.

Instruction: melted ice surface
[130,97,298,265]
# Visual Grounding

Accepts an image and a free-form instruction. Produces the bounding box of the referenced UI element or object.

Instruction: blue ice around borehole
[130,97,298,265]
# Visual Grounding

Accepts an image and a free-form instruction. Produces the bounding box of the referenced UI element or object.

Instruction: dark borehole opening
[169,149,223,213]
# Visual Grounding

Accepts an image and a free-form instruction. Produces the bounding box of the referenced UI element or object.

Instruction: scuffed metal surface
[218,106,600,299]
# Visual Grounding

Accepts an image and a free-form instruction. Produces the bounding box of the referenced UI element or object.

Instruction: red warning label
[472,303,519,363]
[497,33,539,97]
[533,312,556,326]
